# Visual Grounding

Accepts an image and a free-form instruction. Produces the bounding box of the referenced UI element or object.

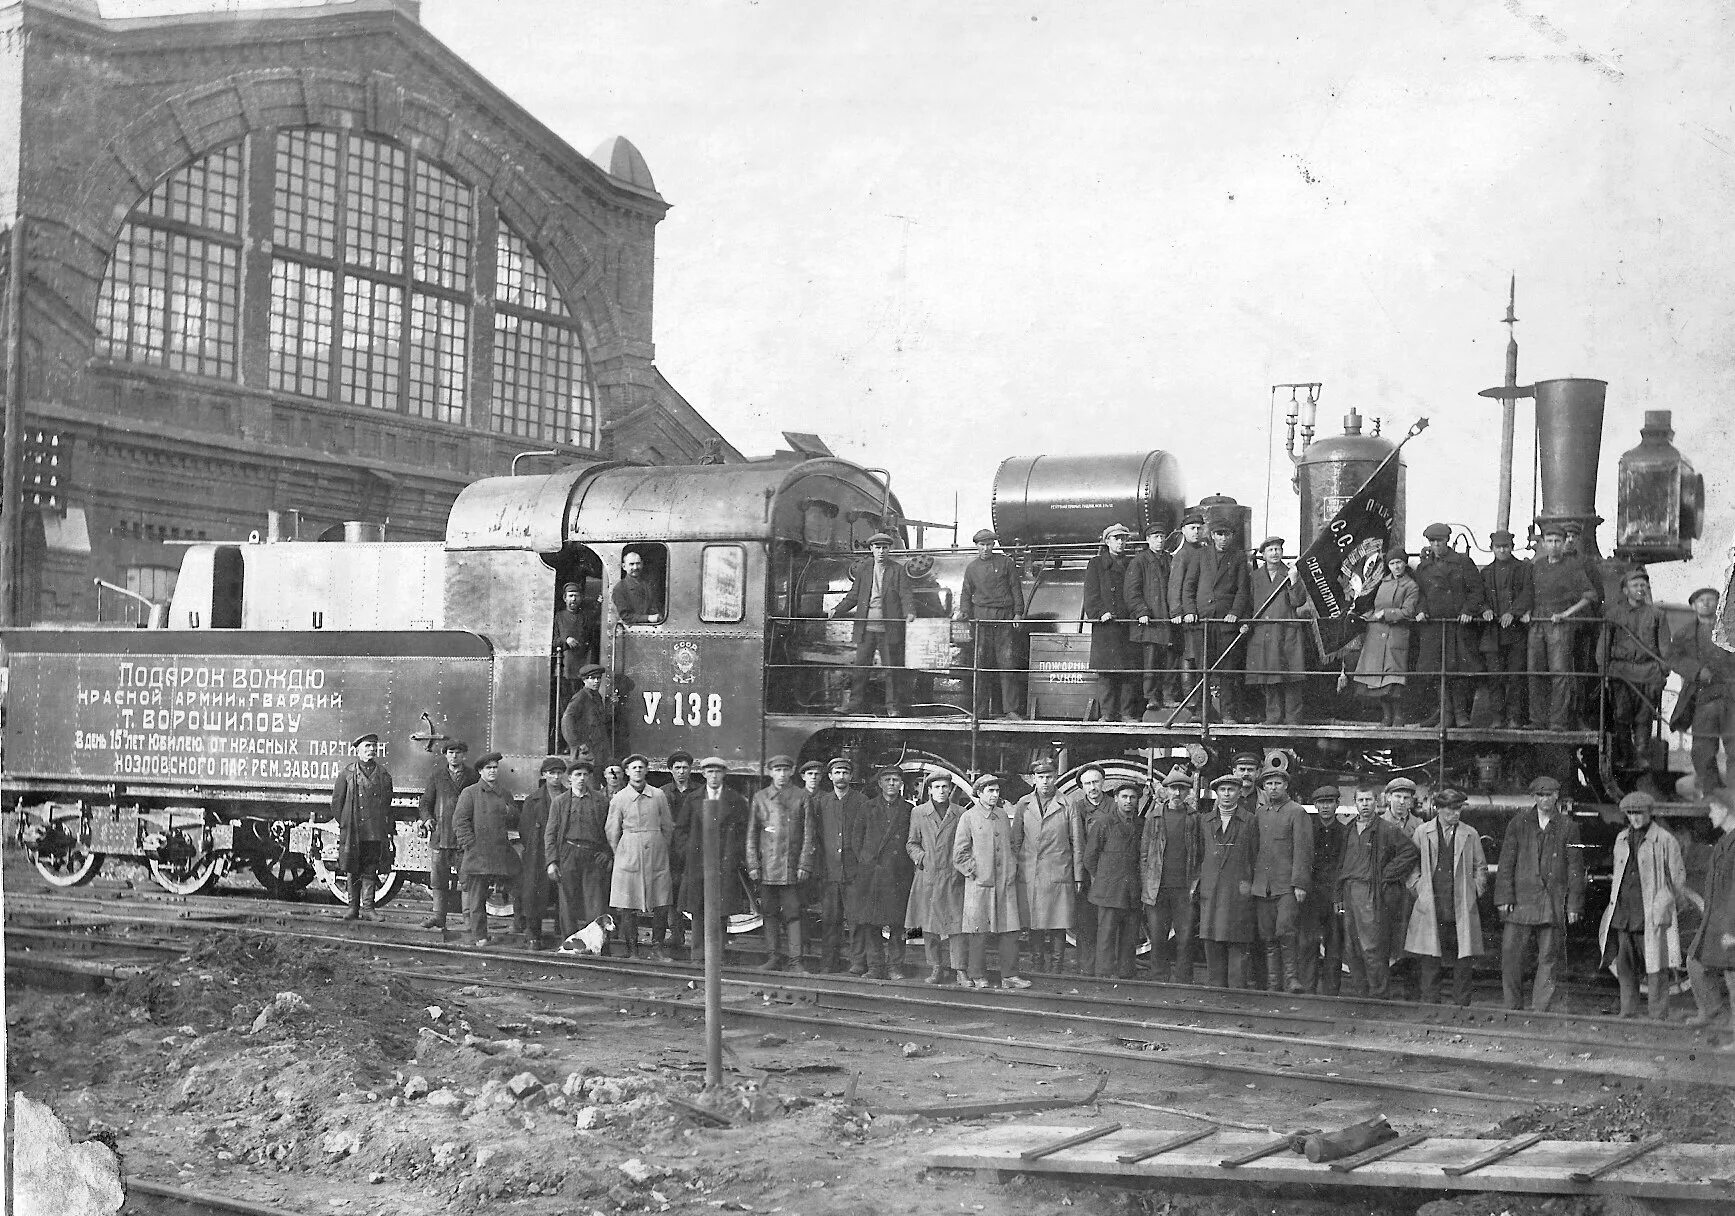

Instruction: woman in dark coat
[677,757,751,964]
[1355,549,1421,725]
[1687,794,1735,1050]
[1197,773,1258,988]
[1084,524,1137,721]
[454,752,520,948]
[1083,781,1143,978]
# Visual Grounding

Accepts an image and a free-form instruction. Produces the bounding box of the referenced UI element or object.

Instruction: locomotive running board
[766,713,1597,744]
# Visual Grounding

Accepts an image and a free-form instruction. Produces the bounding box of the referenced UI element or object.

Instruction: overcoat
[677,789,751,917]
[1354,574,1420,690]
[1016,790,1083,929]
[808,788,868,885]
[845,794,917,925]
[1689,829,1735,971]
[832,556,916,646]
[1493,809,1585,927]
[1479,555,1534,655]
[606,785,674,910]
[1180,545,1253,663]
[664,781,699,878]
[1332,815,1420,922]
[905,798,967,936]
[554,601,601,675]
[953,800,1025,934]
[1597,822,1688,973]
[1197,807,1257,943]
[1250,795,1314,897]
[747,785,817,886]
[454,780,520,881]
[332,759,394,874]
[1123,548,1172,646]
[1139,803,1200,904]
[1083,549,1133,670]
[1166,541,1207,617]
[1083,804,1142,910]
[518,783,556,913]
[417,762,475,851]
[560,687,614,769]
[1243,565,1308,685]
[1404,819,1488,958]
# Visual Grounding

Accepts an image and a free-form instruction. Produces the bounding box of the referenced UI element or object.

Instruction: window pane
[407,292,467,424]
[495,224,565,315]
[491,312,596,445]
[700,546,747,623]
[96,223,169,365]
[97,223,239,378]
[268,259,335,398]
[344,135,408,277]
[138,142,244,236]
[413,160,472,291]
[274,129,341,259]
[339,277,404,410]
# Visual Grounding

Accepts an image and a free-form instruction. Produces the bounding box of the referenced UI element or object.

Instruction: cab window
[700,545,746,623]
[613,543,667,624]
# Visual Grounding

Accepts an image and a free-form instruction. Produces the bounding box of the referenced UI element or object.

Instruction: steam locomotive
[2,376,1708,905]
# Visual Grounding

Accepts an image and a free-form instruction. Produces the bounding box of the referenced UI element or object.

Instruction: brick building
[0,0,736,622]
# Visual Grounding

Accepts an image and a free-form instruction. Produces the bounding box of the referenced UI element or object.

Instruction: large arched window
[95,128,599,448]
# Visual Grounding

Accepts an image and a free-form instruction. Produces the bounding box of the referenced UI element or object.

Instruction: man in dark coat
[656,750,700,952]
[958,527,1026,719]
[1685,793,1735,1047]
[847,766,918,979]
[560,664,613,771]
[680,757,751,965]
[1084,523,1138,721]
[1334,784,1419,999]
[809,757,867,972]
[1478,530,1533,727]
[1412,523,1487,728]
[1069,765,1112,974]
[333,732,395,921]
[416,739,474,930]
[543,755,613,943]
[1298,785,1351,994]
[1668,587,1735,799]
[1244,538,1311,725]
[553,580,601,706]
[1180,521,1253,723]
[516,757,566,949]
[1598,568,1669,774]
[831,532,918,716]
[1140,767,1200,983]
[454,752,519,948]
[1198,773,1258,988]
[1125,523,1176,714]
[745,755,816,971]
[1494,775,1585,1011]
[1166,510,1209,708]
[611,549,663,624]
[1084,780,1143,978]
[1527,521,1601,731]
[1250,766,1314,992]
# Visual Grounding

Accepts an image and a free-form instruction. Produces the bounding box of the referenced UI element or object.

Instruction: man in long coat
[416,739,474,930]
[1166,510,1209,708]
[831,531,918,716]
[906,772,968,984]
[680,757,751,965]
[1598,791,1690,1019]
[657,750,700,953]
[1597,569,1669,775]
[1404,788,1487,1006]
[1244,538,1312,725]
[1494,774,1585,1011]
[454,752,518,948]
[553,580,601,705]
[746,755,816,971]
[847,765,918,979]
[1180,521,1253,723]
[1478,530,1533,727]
[1068,766,1112,974]
[1299,785,1351,994]
[1198,772,1258,988]
[1685,793,1735,1049]
[516,757,566,949]
[958,528,1026,719]
[1335,785,1419,999]
[952,774,1029,989]
[1668,587,1735,799]
[333,732,394,921]
[1084,780,1143,978]
[1141,767,1200,984]
[560,664,613,771]
[1412,523,1487,728]
[1125,523,1176,714]
[1250,766,1314,993]
[606,753,676,961]
[811,757,869,972]
[1527,522,1601,731]
[543,755,613,943]
[1084,523,1138,721]
[1017,758,1082,974]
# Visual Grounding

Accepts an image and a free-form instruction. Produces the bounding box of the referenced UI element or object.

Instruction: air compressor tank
[991,451,1186,547]
[1294,407,1406,552]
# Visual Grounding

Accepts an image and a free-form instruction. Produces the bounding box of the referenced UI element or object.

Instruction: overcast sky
[117,1,1735,599]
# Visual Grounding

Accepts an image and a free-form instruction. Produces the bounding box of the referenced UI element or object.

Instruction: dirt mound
[1494,1080,1735,1145]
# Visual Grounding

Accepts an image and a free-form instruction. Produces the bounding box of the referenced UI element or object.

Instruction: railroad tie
[1018,1123,1123,1161]
[1328,1131,1430,1172]
[1442,1131,1545,1177]
[1568,1134,1666,1185]
[1115,1125,1218,1164]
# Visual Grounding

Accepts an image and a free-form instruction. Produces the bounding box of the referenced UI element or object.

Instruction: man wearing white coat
[952,773,1030,990]
[1404,788,1487,1006]
[1598,791,1693,1019]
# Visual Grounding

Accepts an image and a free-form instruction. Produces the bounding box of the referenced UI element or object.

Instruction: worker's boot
[1646,972,1670,1021]
[1283,941,1305,994]
[758,918,783,971]
[1723,974,1735,1052]
[1687,963,1723,1027]
[343,876,362,921]
[359,877,379,922]
[1264,945,1284,992]
[785,922,804,973]
[421,883,447,929]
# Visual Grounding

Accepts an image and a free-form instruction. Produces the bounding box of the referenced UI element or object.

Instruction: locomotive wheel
[29,844,104,888]
[679,873,764,935]
[148,854,221,896]
[251,853,317,899]
[312,857,404,907]
[485,884,515,920]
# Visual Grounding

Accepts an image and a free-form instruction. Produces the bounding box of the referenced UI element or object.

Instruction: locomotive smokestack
[1532,377,1607,556]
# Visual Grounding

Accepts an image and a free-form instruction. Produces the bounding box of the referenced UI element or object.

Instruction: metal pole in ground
[702,794,723,1088]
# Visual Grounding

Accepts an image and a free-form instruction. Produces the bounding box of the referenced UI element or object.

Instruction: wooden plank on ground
[1442,1131,1545,1177]
[924,1124,1735,1201]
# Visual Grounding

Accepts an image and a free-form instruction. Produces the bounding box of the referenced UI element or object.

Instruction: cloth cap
[1422,522,1451,541]
[1101,523,1132,540]
[441,739,469,754]
[1527,775,1562,795]
[1489,530,1516,545]
[1163,768,1195,788]
[1384,776,1418,794]
[924,771,956,789]
[1623,566,1651,585]
[476,751,503,768]
[826,756,854,774]
[1231,752,1261,768]
[973,773,1002,793]
[1619,790,1656,813]
[666,750,695,767]
[568,755,596,772]
[1028,758,1057,775]
[561,582,582,594]
[971,528,997,544]
[700,756,729,771]
[577,663,606,680]
[1384,547,1410,564]
[1210,772,1244,790]
[1181,509,1205,526]
[351,733,379,748]
[1434,788,1467,808]
[1111,779,1142,796]
[1258,765,1291,786]
[539,756,569,775]
[874,765,905,783]
[1538,520,1568,537]
[1310,784,1341,802]
[1689,586,1719,604]
[765,754,795,770]
[867,532,896,546]
[798,760,823,776]
[1209,520,1234,535]
[622,753,651,769]
[1257,536,1286,551]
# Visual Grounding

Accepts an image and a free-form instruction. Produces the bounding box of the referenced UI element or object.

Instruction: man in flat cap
[1380,775,1423,997]
[1405,788,1487,1006]
[1527,521,1601,731]
[799,759,824,798]
[1017,758,1083,974]
[1126,521,1177,715]
[1412,523,1486,729]
[561,663,613,773]
[454,752,518,947]
[1198,772,1257,987]
[516,756,567,949]
[544,754,613,945]
[1597,568,1669,776]
[1084,779,1143,978]
[1244,537,1312,726]
[1494,774,1585,1010]
[654,751,700,955]
[1598,790,1691,1019]
[607,754,676,961]
[1478,529,1533,727]
[417,739,475,931]
[958,527,1027,720]
[1334,780,1419,999]
[953,774,1030,989]
[680,758,751,966]
[847,765,918,979]
[810,756,868,972]
[554,579,601,708]
[832,531,918,716]
[1167,509,1210,708]
[907,772,969,983]
[1668,585,1735,799]
[1179,520,1253,723]
[746,755,815,971]
[333,732,395,922]
[1084,524,1138,721]
[1298,784,1351,994]
[1251,765,1314,992]
[1140,767,1200,983]
[1068,765,1111,973]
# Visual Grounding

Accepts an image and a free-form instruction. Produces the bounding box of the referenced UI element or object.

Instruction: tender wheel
[251,853,317,899]
[29,844,104,888]
[484,883,515,920]
[148,854,221,896]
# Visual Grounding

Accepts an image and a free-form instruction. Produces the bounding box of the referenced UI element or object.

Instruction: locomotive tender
[2,378,1708,903]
